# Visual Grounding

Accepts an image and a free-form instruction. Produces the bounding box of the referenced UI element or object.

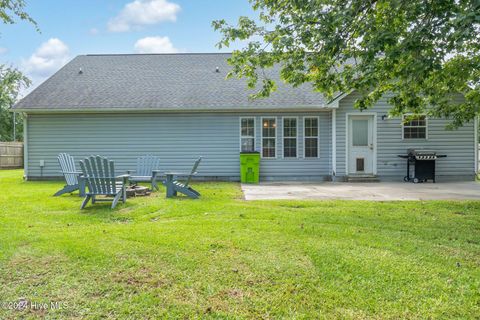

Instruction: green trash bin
[240,152,260,183]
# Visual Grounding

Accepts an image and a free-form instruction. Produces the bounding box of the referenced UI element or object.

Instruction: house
[12,53,479,181]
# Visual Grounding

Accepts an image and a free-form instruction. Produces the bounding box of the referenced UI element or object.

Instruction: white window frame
[282,116,299,159]
[239,117,256,152]
[261,117,277,159]
[303,116,320,158]
[402,114,428,140]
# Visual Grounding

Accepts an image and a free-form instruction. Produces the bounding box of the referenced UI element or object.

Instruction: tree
[0,0,37,28]
[0,0,37,141]
[213,0,480,128]
[0,66,30,140]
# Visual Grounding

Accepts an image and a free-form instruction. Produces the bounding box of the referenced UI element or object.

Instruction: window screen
[304,117,318,157]
[262,118,276,158]
[283,118,297,158]
[240,118,255,152]
[403,115,427,139]
[352,119,369,146]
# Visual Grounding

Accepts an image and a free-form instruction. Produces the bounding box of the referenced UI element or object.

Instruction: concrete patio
[242,181,480,201]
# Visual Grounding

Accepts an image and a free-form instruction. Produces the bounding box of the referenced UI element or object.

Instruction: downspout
[332,109,337,181]
[13,112,16,142]
[23,114,28,180]
[475,115,479,175]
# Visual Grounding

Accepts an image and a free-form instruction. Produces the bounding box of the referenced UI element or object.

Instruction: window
[403,115,427,139]
[304,117,319,158]
[283,117,297,158]
[240,118,255,152]
[352,119,369,146]
[262,118,276,158]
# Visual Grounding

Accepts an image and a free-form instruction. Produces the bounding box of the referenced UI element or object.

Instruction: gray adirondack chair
[163,157,202,199]
[79,155,130,209]
[127,155,161,191]
[54,153,85,197]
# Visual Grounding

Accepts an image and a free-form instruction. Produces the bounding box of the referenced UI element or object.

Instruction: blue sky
[0,0,255,92]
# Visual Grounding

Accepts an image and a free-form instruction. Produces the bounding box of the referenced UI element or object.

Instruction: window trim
[239,117,256,152]
[281,116,299,159]
[261,117,277,159]
[303,116,320,158]
[402,114,428,140]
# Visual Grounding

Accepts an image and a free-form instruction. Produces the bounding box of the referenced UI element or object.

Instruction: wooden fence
[0,142,23,169]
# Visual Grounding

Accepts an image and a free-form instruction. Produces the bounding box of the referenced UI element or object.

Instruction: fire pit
[125,185,151,197]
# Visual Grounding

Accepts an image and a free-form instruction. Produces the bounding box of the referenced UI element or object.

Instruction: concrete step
[346,175,380,183]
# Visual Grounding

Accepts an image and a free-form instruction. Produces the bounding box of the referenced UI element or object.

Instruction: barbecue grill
[398,149,447,183]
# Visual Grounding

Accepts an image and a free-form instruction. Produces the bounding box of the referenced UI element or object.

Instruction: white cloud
[134,36,179,53]
[89,28,99,35]
[108,0,180,32]
[20,38,70,96]
[0,47,7,54]
[22,38,70,78]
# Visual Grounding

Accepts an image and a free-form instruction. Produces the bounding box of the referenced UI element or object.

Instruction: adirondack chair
[127,155,161,191]
[163,157,202,199]
[54,153,85,197]
[79,155,130,209]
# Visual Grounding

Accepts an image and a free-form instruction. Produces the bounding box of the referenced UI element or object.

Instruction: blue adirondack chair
[163,157,202,199]
[54,153,85,197]
[127,155,161,191]
[79,155,130,209]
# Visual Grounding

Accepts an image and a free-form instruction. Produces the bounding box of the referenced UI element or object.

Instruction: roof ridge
[85,52,233,57]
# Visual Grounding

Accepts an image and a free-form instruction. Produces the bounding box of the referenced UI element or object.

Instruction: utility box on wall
[240,152,260,183]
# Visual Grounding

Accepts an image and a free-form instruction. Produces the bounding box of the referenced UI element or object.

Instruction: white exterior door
[348,115,375,175]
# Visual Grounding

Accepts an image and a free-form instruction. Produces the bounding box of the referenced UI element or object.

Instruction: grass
[0,169,479,319]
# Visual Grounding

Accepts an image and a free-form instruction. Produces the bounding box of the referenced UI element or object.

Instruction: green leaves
[0,0,37,28]
[213,0,480,127]
[0,65,30,106]
[0,66,30,141]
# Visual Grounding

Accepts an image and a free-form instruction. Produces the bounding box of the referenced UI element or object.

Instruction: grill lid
[398,149,447,160]
[407,148,437,156]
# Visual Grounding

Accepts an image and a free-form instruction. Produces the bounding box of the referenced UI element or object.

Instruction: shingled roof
[13,53,332,112]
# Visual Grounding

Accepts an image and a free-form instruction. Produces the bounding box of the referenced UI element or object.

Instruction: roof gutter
[326,92,349,108]
[11,105,337,114]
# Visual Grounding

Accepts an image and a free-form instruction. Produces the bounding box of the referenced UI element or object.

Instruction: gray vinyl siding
[336,92,476,180]
[25,112,331,180]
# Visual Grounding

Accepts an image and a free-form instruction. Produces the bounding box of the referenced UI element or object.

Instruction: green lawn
[0,170,479,319]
